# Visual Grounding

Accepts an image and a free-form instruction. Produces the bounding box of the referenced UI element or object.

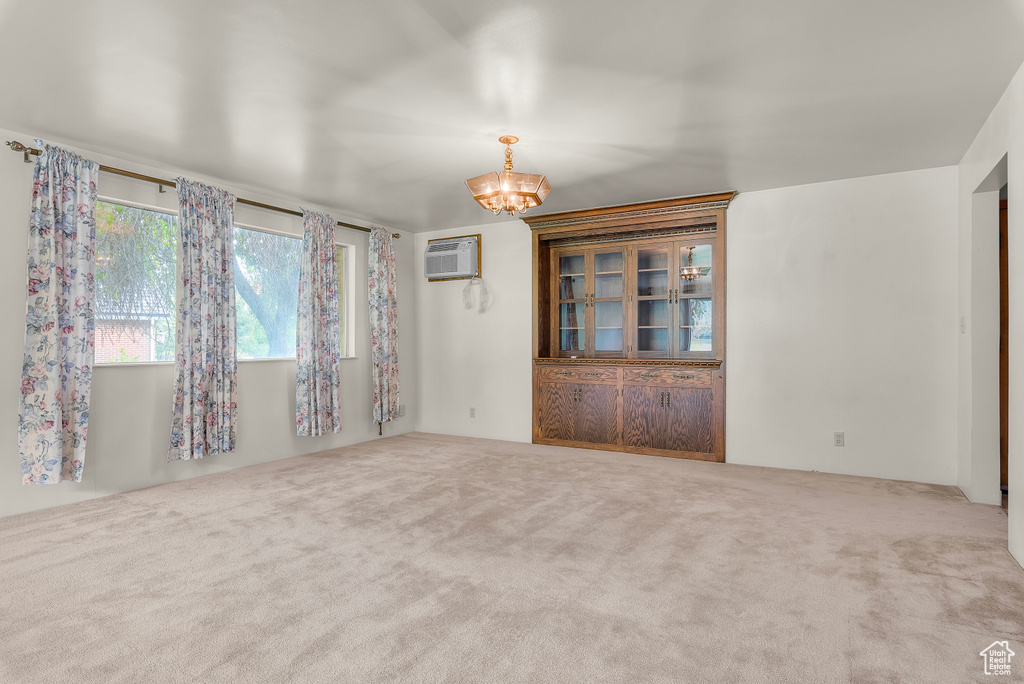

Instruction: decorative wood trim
[534,357,723,368]
[551,223,717,248]
[522,192,736,232]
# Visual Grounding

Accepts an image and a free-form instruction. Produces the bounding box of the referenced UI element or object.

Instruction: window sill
[237,356,361,362]
[95,355,359,367]
[95,361,173,368]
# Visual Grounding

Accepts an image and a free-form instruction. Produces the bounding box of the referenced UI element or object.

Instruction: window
[233,227,302,359]
[94,201,177,363]
[95,201,352,363]
[233,228,352,359]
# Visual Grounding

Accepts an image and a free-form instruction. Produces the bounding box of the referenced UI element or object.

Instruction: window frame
[93,196,179,367]
[93,197,357,366]
[335,241,357,359]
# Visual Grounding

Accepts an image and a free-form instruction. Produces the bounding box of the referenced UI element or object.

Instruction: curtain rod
[5,140,399,238]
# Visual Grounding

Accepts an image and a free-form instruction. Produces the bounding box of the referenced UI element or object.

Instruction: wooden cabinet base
[533,436,724,463]
[533,359,725,463]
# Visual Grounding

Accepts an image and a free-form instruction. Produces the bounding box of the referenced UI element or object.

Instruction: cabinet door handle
[578,387,583,401]
[554,371,572,376]
[638,372,657,379]
[660,392,665,407]
[674,374,695,380]
[584,372,601,377]
[666,392,671,407]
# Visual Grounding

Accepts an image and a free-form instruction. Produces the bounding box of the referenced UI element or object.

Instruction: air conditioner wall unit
[424,235,480,280]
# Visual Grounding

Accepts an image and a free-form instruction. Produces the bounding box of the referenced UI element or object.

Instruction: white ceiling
[1,0,1022,232]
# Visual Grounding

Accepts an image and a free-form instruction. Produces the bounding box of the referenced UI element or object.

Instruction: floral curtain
[168,178,238,461]
[368,226,400,429]
[19,141,99,485]
[295,209,342,436]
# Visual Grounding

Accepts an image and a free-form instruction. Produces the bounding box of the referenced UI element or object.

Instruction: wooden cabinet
[536,378,618,445]
[622,369,715,455]
[533,361,723,460]
[526,193,733,463]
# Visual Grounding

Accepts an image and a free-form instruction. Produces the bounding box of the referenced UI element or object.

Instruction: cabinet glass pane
[559,254,585,276]
[637,298,669,354]
[594,301,623,328]
[559,302,584,352]
[678,244,713,354]
[560,302,584,329]
[559,275,585,299]
[594,251,623,273]
[560,329,584,352]
[637,299,668,327]
[680,297,712,352]
[596,328,623,352]
[679,244,712,296]
[595,301,623,352]
[638,328,668,353]
[595,273,623,298]
[637,247,669,296]
[637,248,668,270]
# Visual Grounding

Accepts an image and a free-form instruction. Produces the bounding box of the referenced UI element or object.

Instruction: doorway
[1000,186,1008,509]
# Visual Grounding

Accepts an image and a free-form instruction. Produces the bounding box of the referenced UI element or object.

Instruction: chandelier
[465,135,551,216]
[680,246,711,281]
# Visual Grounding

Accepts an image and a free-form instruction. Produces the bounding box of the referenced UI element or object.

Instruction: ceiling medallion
[465,135,551,216]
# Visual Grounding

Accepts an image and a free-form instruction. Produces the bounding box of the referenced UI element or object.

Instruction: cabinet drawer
[537,366,618,383]
[621,368,713,387]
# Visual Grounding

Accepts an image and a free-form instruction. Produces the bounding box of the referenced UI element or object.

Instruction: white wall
[413,221,533,442]
[414,170,961,493]
[726,168,959,485]
[957,58,1024,566]
[0,126,417,517]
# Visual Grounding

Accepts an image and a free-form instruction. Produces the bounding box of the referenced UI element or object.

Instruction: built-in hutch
[523,192,734,462]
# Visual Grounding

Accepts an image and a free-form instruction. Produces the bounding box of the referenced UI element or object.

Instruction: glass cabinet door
[557,252,586,355]
[677,243,713,354]
[549,235,720,362]
[635,245,671,356]
[592,248,625,355]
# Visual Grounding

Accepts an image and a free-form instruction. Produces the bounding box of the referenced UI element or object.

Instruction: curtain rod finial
[6,140,42,163]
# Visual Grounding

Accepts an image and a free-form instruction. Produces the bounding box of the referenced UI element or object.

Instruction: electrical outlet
[834,432,845,447]
[398,404,406,417]
[470,407,476,418]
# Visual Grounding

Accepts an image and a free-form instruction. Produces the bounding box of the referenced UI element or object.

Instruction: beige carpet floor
[1,432,1021,683]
